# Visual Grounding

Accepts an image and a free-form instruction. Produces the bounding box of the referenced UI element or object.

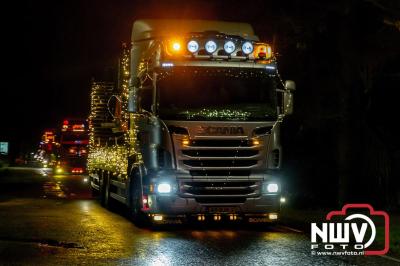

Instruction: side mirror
[128,78,140,113]
[283,80,295,115]
[285,80,296,91]
[128,90,137,113]
[283,91,294,115]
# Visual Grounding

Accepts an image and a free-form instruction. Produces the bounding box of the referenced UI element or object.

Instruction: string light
[87,45,140,176]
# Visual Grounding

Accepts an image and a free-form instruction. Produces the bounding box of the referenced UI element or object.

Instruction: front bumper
[144,193,280,216]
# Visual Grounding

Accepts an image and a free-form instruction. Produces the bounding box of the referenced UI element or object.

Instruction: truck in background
[88,19,295,225]
[37,129,58,168]
[55,119,89,174]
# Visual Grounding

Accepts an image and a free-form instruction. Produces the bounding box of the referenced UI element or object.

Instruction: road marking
[379,255,400,263]
[278,225,303,233]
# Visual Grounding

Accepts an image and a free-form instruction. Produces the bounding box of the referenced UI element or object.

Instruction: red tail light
[71,168,84,174]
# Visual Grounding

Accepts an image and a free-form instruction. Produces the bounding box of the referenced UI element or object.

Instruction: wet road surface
[0,167,397,265]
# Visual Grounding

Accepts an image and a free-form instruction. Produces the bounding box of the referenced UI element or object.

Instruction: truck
[54,119,89,174]
[88,19,295,225]
[37,129,58,167]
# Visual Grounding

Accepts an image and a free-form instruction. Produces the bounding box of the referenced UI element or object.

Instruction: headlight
[157,183,172,194]
[265,183,279,193]
[56,168,63,174]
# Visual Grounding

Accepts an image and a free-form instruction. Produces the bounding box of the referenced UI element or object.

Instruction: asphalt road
[0,167,397,265]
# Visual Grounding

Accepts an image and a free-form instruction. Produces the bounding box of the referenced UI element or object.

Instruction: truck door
[136,87,158,169]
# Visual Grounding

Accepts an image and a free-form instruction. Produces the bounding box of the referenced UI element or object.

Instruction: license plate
[206,206,239,213]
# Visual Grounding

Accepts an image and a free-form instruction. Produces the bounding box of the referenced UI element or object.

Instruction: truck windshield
[157,67,278,121]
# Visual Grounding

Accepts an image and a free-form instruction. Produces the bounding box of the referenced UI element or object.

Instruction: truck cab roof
[132,19,259,42]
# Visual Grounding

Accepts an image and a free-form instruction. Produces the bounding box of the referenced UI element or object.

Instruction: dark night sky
[1,0,283,150]
[1,0,399,206]
[1,0,399,155]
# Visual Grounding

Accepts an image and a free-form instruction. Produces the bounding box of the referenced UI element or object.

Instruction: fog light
[157,183,171,194]
[266,183,279,193]
[269,213,278,220]
[154,215,163,221]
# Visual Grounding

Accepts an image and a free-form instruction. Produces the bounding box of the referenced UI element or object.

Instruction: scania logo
[197,126,245,135]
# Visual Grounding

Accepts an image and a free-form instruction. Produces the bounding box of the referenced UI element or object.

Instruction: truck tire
[91,186,99,197]
[91,187,99,198]
[101,171,119,210]
[129,195,149,228]
[91,173,100,197]
[100,172,110,207]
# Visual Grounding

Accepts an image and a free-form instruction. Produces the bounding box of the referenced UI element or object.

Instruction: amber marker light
[166,39,183,55]
[254,44,272,59]
[172,42,181,51]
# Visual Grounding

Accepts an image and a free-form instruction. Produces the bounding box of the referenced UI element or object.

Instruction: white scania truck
[88,19,295,224]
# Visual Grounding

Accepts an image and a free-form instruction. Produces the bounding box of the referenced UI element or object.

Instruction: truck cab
[56,119,89,174]
[89,19,295,224]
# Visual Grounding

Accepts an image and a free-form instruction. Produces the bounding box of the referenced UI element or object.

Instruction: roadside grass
[280,207,400,258]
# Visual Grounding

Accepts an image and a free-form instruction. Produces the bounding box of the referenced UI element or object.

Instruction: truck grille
[189,170,250,176]
[190,139,252,147]
[179,138,262,175]
[182,150,258,157]
[179,181,260,198]
[183,160,258,168]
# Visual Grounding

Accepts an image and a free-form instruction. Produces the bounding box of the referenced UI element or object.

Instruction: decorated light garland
[87,44,140,176]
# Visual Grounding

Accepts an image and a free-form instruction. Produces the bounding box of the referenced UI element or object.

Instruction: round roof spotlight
[187,40,199,53]
[242,41,254,55]
[205,40,217,54]
[224,41,236,54]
